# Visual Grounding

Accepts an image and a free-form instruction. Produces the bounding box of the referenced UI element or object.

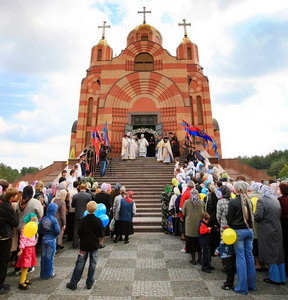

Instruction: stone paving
[1,233,288,300]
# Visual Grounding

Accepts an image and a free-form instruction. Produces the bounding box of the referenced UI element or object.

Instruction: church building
[69,8,222,159]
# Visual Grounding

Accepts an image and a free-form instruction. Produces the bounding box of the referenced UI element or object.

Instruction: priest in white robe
[138,134,149,157]
[121,134,129,160]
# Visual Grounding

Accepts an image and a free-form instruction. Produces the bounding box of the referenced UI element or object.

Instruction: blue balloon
[201,187,208,195]
[99,214,109,227]
[96,203,107,217]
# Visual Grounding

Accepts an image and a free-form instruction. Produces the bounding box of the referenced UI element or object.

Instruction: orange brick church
[69,8,222,159]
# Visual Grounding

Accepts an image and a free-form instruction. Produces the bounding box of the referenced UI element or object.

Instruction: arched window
[97,49,102,61]
[87,98,93,126]
[141,34,148,41]
[187,47,192,59]
[197,96,203,125]
[134,52,154,71]
[190,96,194,124]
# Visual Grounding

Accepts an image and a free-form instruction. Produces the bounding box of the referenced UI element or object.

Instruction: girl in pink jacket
[16,213,38,290]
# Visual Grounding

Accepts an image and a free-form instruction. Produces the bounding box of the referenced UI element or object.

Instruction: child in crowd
[198,212,215,273]
[38,203,60,279]
[16,213,38,290]
[215,240,235,290]
[66,201,104,290]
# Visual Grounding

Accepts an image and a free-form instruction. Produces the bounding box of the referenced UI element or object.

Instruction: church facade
[69,14,221,158]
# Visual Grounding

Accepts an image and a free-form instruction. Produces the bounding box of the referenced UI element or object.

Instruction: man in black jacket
[72,184,92,248]
[66,201,104,290]
[0,187,19,294]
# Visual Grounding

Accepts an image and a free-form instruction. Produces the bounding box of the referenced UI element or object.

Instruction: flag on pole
[91,127,103,156]
[181,120,219,157]
[102,122,110,146]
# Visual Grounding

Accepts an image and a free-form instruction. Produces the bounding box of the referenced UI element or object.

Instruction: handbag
[167,216,173,233]
[109,218,115,231]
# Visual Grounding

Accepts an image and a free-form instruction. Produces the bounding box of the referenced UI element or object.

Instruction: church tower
[69,9,221,159]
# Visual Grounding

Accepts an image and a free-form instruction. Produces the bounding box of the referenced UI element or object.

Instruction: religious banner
[181,120,219,157]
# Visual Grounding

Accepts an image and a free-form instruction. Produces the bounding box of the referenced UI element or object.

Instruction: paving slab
[1,233,288,300]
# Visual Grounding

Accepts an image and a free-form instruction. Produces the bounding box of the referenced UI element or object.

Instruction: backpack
[175,194,182,214]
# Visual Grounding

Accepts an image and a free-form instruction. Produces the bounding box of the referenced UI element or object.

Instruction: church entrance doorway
[132,127,157,157]
[125,114,162,157]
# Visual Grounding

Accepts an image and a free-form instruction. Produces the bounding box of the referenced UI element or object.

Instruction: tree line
[0,163,41,183]
[238,149,288,179]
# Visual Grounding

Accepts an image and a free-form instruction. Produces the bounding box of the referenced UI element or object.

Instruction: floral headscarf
[260,185,276,199]
[250,182,262,193]
[190,189,201,208]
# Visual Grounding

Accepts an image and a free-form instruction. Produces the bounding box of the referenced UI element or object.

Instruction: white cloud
[0,0,287,170]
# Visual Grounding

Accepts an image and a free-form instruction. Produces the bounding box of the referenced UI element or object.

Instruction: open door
[125,123,133,133]
[156,123,162,136]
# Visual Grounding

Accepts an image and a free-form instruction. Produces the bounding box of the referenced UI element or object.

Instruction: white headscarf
[260,185,275,198]
[250,182,262,193]
[101,183,108,192]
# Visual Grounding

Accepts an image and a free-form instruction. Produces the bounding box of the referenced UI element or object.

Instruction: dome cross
[178,19,191,38]
[138,7,151,24]
[98,21,111,40]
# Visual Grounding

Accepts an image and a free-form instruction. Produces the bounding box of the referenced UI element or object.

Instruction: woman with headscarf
[94,183,111,212]
[52,190,68,250]
[248,182,262,271]
[226,181,255,295]
[109,183,121,238]
[254,185,286,285]
[182,188,204,265]
[168,187,182,235]
[206,183,220,255]
[16,185,44,231]
[216,185,231,234]
[115,191,136,244]
[270,182,281,198]
[278,182,288,273]
[94,183,112,236]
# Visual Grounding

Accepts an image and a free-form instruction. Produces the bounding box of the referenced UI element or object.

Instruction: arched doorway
[131,128,159,157]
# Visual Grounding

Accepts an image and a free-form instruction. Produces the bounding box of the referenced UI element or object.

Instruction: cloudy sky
[0,0,288,170]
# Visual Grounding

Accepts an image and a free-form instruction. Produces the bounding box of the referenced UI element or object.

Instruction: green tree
[267,158,287,177]
[20,166,41,176]
[0,163,20,183]
[279,164,288,180]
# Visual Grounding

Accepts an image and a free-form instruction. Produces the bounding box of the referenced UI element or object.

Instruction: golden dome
[180,37,192,45]
[133,23,156,32]
[97,39,109,46]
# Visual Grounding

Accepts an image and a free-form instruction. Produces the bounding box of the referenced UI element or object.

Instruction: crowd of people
[0,172,136,294]
[161,154,288,295]
[121,131,180,163]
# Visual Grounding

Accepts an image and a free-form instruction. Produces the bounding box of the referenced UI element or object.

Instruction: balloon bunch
[83,203,109,227]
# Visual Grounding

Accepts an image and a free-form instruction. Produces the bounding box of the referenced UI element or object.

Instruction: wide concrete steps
[94,156,171,233]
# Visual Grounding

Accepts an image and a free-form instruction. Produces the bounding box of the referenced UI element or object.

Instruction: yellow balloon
[171,178,179,187]
[23,221,38,238]
[231,193,236,199]
[251,197,258,213]
[222,228,237,245]
[199,193,207,201]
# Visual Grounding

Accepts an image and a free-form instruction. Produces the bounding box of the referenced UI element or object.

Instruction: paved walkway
[2,233,288,300]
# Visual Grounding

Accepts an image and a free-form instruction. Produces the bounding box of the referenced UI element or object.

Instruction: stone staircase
[93,157,174,233]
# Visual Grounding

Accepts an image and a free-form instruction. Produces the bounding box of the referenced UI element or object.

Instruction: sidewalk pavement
[1,233,288,300]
